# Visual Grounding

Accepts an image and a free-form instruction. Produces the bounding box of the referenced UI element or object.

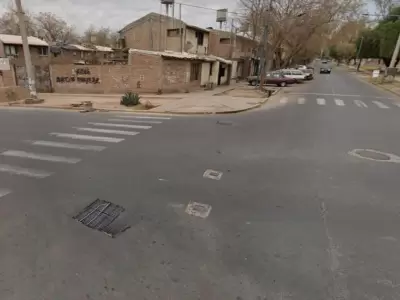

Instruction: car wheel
[250,81,256,86]
[280,82,287,87]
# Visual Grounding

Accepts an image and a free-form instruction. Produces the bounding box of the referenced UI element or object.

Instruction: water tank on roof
[216,9,228,23]
[161,0,175,4]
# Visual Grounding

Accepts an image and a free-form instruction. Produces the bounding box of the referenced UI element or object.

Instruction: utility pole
[257,0,272,90]
[15,0,37,98]
[389,33,400,68]
[356,36,364,72]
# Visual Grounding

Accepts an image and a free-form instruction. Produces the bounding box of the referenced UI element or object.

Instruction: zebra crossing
[0,114,171,200]
[277,96,398,109]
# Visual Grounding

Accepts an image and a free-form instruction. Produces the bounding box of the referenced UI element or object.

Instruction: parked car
[247,72,296,87]
[302,69,314,80]
[281,69,308,83]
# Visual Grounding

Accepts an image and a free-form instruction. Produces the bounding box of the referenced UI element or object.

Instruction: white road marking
[372,101,389,109]
[107,118,162,124]
[116,115,171,120]
[0,188,11,198]
[0,164,52,178]
[393,103,400,107]
[31,140,105,151]
[75,127,140,136]
[287,92,394,99]
[334,99,345,106]
[280,97,288,104]
[354,100,368,108]
[317,98,326,105]
[88,122,152,130]
[185,202,212,218]
[2,150,81,164]
[297,97,306,104]
[50,133,124,143]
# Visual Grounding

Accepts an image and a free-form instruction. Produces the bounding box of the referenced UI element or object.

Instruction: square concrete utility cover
[73,199,130,238]
[203,169,223,180]
[185,202,212,218]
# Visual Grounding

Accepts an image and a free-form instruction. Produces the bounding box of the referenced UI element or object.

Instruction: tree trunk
[356,58,362,71]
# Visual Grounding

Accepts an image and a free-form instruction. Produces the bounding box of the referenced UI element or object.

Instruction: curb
[1,88,281,115]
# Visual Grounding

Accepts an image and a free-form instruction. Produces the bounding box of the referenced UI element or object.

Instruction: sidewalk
[344,65,400,98]
[1,83,275,114]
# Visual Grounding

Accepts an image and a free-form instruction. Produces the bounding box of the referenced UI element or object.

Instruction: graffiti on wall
[56,67,100,85]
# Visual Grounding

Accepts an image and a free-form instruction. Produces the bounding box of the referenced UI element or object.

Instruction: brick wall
[51,52,202,94]
[1,69,15,87]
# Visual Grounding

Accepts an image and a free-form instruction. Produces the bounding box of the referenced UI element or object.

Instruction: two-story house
[119,12,210,55]
[208,29,259,79]
[119,13,232,88]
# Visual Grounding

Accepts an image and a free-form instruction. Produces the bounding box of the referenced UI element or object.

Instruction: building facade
[208,30,259,79]
[119,13,210,55]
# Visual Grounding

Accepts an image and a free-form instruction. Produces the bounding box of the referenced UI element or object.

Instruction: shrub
[120,92,140,106]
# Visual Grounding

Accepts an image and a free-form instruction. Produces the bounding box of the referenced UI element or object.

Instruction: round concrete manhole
[349,149,400,163]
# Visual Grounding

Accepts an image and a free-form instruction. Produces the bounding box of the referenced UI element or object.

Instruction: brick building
[0,34,51,92]
[208,30,259,79]
[50,49,231,94]
[119,12,210,55]
[51,44,116,65]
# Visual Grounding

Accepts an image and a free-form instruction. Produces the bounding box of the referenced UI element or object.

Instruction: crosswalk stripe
[317,98,326,105]
[88,122,152,130]
[354,100,368,108]
[75,127,140,136]
[372,101,389,109]
[116,115,171,120]
[2,150,81,164]
[50,133,124,143]
[0,164,52,178]
[31,140,106,151]
[298,97,306,104]
[393,103,400,107]
[107,118,162,124]
[280,97,288,104]
[0,188,11,198]
[334,99,345,106]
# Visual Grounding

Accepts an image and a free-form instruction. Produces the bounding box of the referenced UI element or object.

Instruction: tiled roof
[0,34,48,46]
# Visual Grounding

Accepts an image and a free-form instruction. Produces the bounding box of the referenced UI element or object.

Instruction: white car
[281,69,308,82]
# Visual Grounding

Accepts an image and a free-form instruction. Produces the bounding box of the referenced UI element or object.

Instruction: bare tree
[35,12,78,43]
[373,0,393,17]
[83,25,118,46]
[238,0,364,68]
[0,2,36,35]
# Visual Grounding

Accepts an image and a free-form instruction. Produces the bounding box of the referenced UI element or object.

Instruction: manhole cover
[73,199,130,238]
[185,202,212,218]
[349,149,400,163]
[203,169,223,180]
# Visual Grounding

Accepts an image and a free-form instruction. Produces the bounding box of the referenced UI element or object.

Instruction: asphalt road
[1,67,400,300]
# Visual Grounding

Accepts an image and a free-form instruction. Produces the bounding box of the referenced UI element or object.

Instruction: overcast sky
[0,0,377,33]
[0,0,239,32]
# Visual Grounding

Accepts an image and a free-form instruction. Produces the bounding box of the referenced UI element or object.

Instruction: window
[190,63,201,81]
[220,38,230,44]
[195,31,204,45]
[38,47,48,56]
[4,45,17,56]
[209,63,213,76]
[167,28,181,37]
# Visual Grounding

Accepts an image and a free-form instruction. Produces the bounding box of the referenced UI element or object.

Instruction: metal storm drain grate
[203,169,223,180]
[73,199,130,238]
[185,202,212,218]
